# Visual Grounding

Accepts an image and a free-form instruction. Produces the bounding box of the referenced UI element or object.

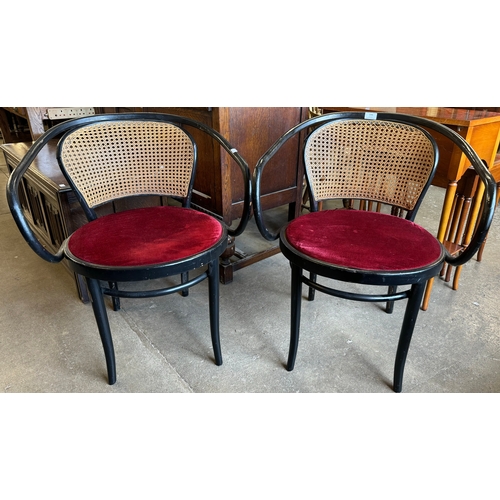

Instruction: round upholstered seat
[284,209,443,272]
[66,206,224,268]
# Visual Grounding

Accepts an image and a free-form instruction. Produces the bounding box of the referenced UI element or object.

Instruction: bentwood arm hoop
[7,112,252,263]
[253,111,496,266]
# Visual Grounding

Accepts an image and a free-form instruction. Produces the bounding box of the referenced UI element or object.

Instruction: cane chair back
[304,119,436,217]
[58,120,196,216]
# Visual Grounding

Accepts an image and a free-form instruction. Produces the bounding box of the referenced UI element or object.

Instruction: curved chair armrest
[395,114,497,267]
[176,116,252,238]
[444,157,496,267]
[253,112,355,241]
[5,119,80,263]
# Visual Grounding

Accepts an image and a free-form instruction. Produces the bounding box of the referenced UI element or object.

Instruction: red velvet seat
[67,206,224,267]
[253,111,496,392]
[7,113,251,385]
[285,210,442,272]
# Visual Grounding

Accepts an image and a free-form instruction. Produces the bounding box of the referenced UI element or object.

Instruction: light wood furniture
[440,167,480,289]
[321,107,500,309]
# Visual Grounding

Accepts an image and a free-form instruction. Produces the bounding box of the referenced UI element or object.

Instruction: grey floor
[1,140,500,394]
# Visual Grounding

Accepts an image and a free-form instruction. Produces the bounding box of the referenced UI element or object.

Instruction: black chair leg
[207,261,222,366]
[287,264,303,371]
[108,281,120,311]
[308,272,316,301]
[386,285,397,314]
[86,277,117,385]
[393,281,426,393]
[181,272,189,297]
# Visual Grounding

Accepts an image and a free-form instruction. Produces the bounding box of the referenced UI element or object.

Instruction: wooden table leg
[219,236,236,284]
[450,181,486,290]
[421,180,457,311]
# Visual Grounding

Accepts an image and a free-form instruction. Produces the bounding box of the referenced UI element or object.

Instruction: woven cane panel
[59,121,195,208]
[304,120,436,211]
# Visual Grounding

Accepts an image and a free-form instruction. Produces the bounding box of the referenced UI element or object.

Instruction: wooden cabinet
[1,141,90,300]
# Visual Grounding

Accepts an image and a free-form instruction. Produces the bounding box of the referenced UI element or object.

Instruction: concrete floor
[1,141,500,393]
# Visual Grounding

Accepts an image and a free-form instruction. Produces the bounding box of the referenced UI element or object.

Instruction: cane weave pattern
[59,121,195,208]
[304,120,436,211]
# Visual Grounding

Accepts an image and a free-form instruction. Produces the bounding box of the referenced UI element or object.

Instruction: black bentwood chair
[7,113,251,385]
[253,111,496,392]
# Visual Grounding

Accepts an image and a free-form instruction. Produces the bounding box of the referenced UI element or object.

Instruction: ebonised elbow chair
[7,113,252,385]
[252,111,496,392]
